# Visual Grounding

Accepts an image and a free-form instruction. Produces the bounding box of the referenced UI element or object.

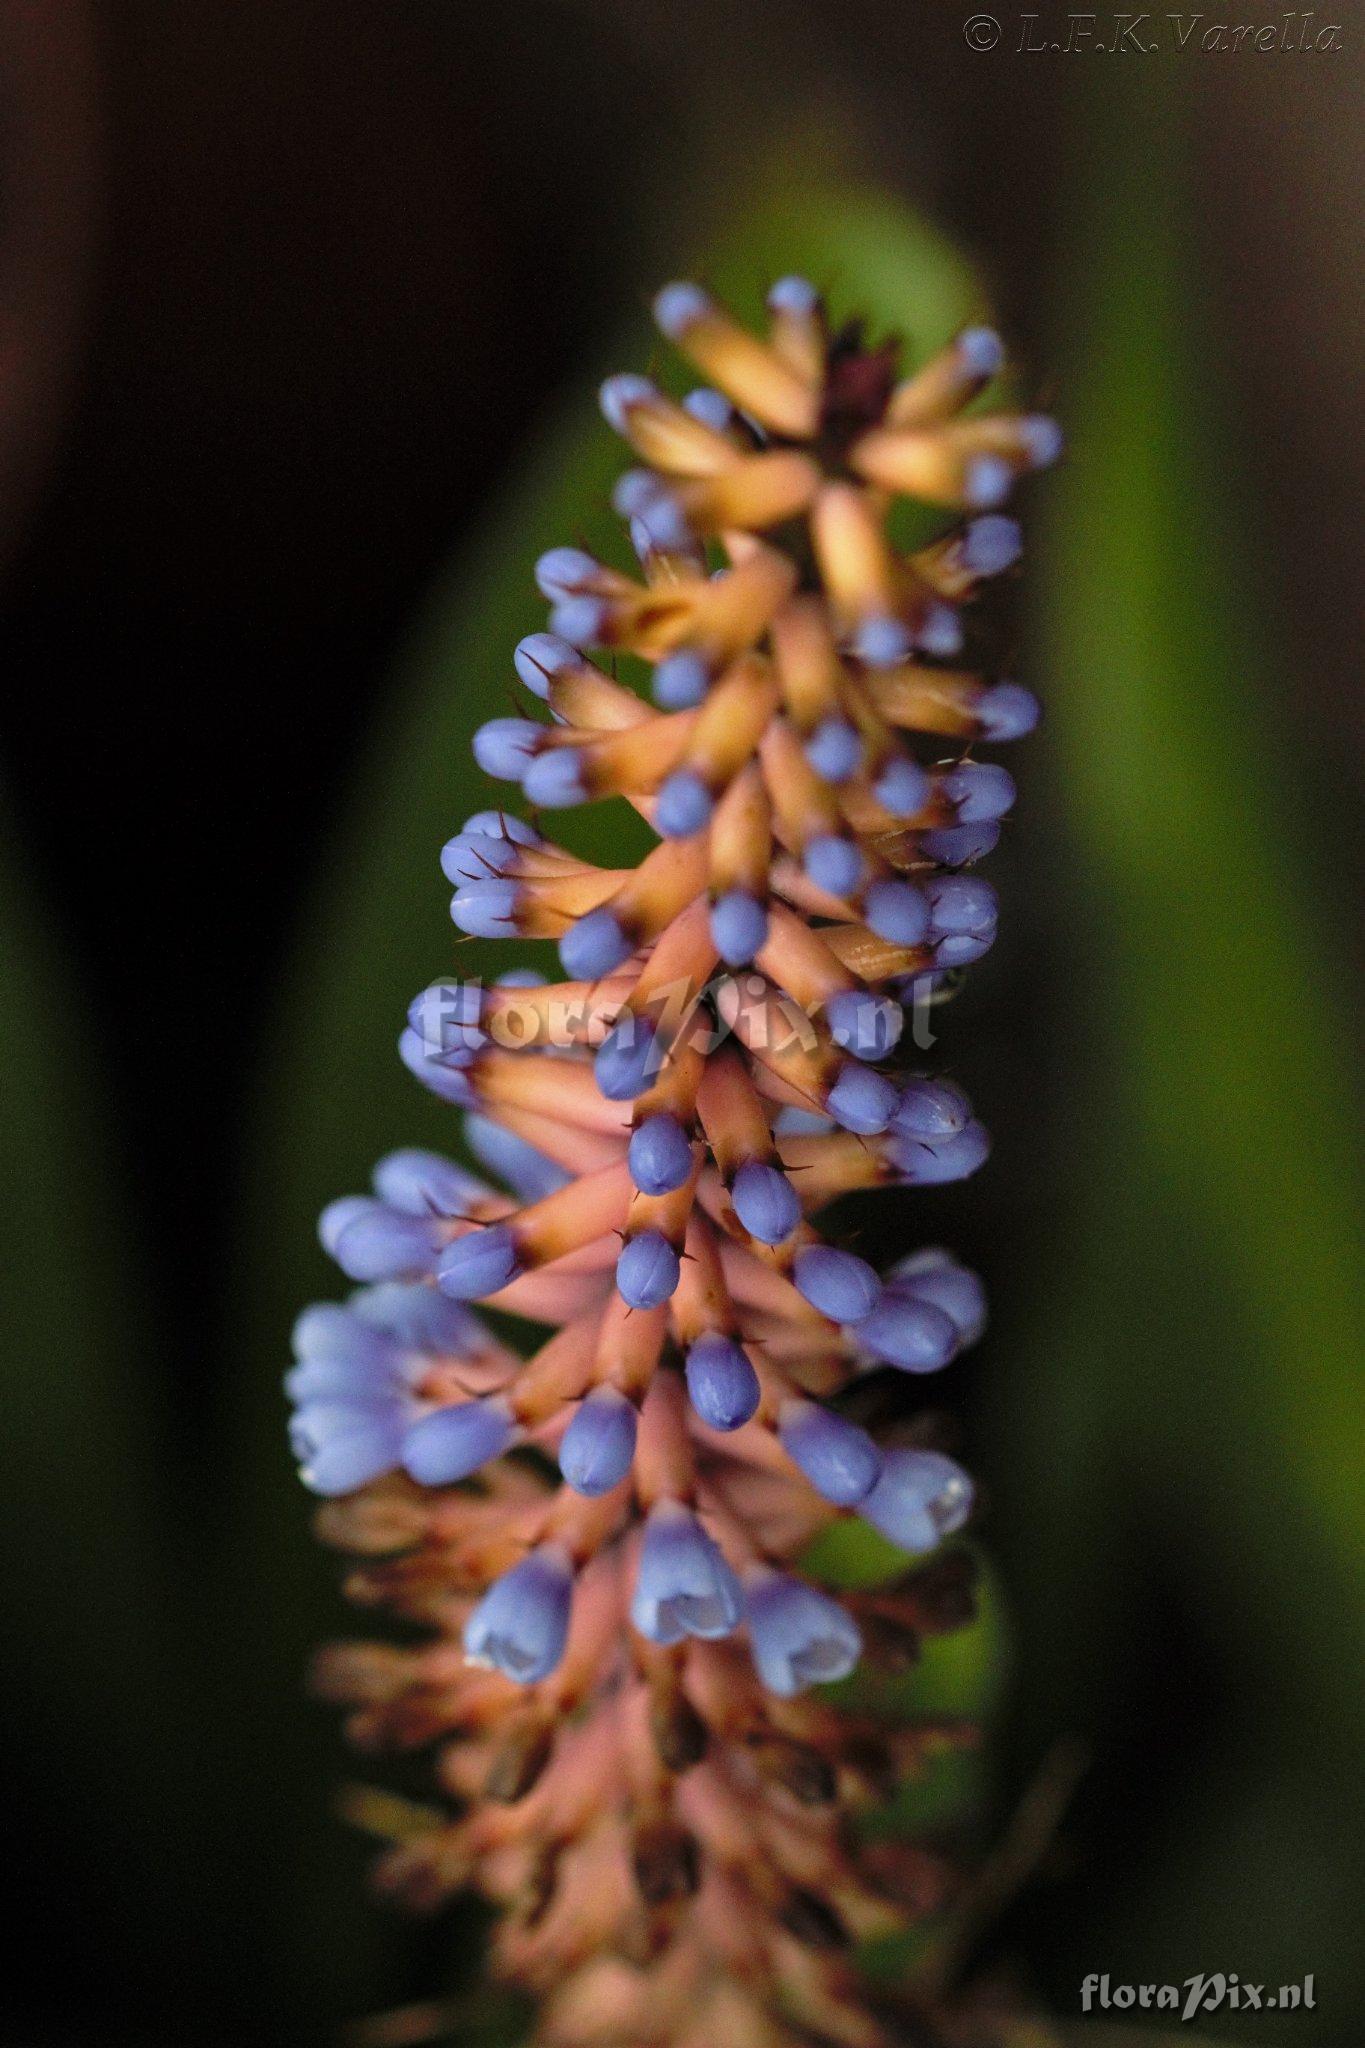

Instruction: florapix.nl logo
[1082,1972,1316,2022]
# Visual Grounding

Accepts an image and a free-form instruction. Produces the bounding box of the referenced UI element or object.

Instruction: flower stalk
[290,274,1056,2047]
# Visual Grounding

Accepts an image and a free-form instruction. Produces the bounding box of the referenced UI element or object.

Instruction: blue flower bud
[653,282,711,339]
[559,1386,637,1496]
[612,467,661,519]
[891,1249,988,1348]
[436,1223,520,1300]
[871,757,933,819]
[441,818,538,884]
[654,769,712,839]
[684,1335,760,1430]
[439,831,519,884]
[925,875,997,933]
[290,1409,407,1497]
[291,1301,397,1373]
[825,1063,898,1136]
[936,930,994,970]
[920,819,1001,867]
[631,1500,743,1645]
[616,1229,681,1309]
[449,879,520,938]
[710,889,768,967]
[924,875,998,966]
[472,717,541,781]
[631,493,693,555]
[977,682,1040,740]
[1021,415,1063,467]
[594,1017,660,1100]
[534,546,596,600]
[864,878,930,948]
[778,1399,881,1506]
[401,1397,515,1486]
[513,632,578,697]
[318,1195,373,1259]
[398,1026,477,1104]
[372,1147,484,1216]
[628,1113,693,1196]
[286,1352,399,1405]
[888,1118,991,1185]
[916,602,963,657]
[853,614,911,669]
[307,1377,417,1502]
[652,650,709,709]
[744,1569,862,1697]
[860,1448,974,1553]
[465,1545,574,1684]
[943,761,1015,824]
[892,1078,972,1141]
[522,747,587,809]
[548,596,608,646]
[731,1160,800,1245]
[855,1291,959,1373]
[960,513,1020,576]
[462,1114,569,1203]
[825,989,903,1062]
[682,387,734,431]
[332,1204,442,1282]
[965,455,1011,509]
[287,1324,412,1488]
[803,834,864,898]
[957,325,1004,377]
[804,716,862,784]
[461,809,540,846]
[288,1367,399,1427]
[405,983,486,1061]
[599,372,656,434]
[766,275,821,316]
[351,1280,484,1356]
[792,1245,881,1325]
[559,906,632,981]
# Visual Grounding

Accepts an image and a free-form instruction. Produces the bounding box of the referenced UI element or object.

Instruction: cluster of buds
[290,275,1055,2047]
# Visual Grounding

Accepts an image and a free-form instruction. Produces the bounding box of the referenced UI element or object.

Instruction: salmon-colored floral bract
[288,275,1057,2048]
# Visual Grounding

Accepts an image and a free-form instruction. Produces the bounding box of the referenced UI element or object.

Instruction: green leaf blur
[986,79,1365,2043]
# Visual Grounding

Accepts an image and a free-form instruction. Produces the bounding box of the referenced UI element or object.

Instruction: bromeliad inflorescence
[289,275,1056,2048]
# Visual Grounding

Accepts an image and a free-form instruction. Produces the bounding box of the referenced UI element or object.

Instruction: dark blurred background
[1,5,1360,2047]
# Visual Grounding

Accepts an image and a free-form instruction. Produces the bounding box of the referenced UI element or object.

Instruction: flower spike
[289,273,1054,2048]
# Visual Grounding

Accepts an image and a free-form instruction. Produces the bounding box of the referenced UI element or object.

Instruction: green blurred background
[1,5,1360,2046]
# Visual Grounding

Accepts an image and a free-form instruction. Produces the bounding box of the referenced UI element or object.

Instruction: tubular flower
[292,276,1054,2047]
